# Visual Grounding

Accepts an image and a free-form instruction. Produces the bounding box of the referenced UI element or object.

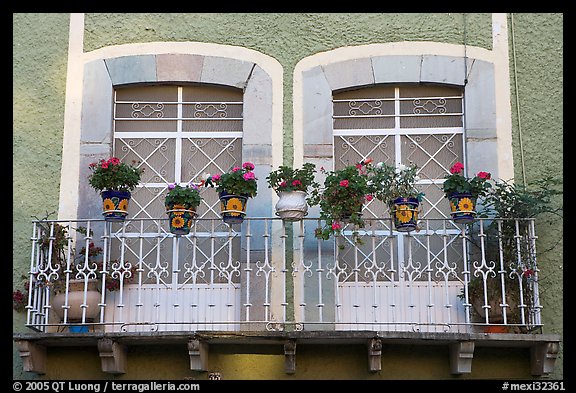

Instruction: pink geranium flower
[339,180,349,187]
[450,162,464,174]
[243,172,255,181]
[242,162,255,171]
[477,171,491,180]
[331,221,342,231]
[232,166,242,172]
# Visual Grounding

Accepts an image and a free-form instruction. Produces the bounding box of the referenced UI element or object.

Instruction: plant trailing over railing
[308,160,373,245]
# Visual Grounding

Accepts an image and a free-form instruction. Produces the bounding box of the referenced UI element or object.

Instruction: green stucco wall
[506,12,563,377]
[83,13,492,167]
[13,13,70,380]
[13,13,562,380]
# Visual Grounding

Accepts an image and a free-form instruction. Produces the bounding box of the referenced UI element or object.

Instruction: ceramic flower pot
[448,192,477,224]
[165,203,197,235]
[218,191,249,225]
[101,190,131,222]
[390,197,419,232]
[275,191,308,222]
[52,278,101,322]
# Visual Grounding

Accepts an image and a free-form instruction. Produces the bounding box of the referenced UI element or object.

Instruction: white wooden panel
[104,284,241,332]
[336,281,467,333]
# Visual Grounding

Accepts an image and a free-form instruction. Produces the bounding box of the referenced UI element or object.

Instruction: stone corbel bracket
[16,340,46,375]
[188,338,209,371]
[284,339,297,374]
[449,341,475,374]
[367,338,382,372]
[97,338,127,374]
[531,341,560,376]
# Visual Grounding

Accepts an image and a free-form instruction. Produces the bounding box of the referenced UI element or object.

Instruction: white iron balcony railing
[22,217,542,334]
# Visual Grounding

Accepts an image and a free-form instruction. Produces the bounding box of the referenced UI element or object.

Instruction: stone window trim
[60,42,283,221]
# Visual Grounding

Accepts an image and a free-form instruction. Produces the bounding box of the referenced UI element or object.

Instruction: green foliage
[480,176,563,219]
[208,162,258,198]
[164,183,202,209]
[266,163,317,193]
[308,163,372,244]
[461,176,563,324]
[88,157,144,192]
[367,162,424,206]
[12,216,138,312]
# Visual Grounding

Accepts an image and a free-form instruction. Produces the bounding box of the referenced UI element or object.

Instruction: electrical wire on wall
[461,13,470,174]
[510,13,528,186]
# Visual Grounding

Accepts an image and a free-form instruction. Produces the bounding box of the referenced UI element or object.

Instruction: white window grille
[330,85,467,331]
[109,85,245,330]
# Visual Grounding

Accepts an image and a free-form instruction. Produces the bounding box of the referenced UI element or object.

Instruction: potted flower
[164,182,202,235]
[308,161,373,244]
[442,162,491,224]
[367,161,424,232]
[266,163,318,222]
[206,162,258,225]
[88,157,144,222]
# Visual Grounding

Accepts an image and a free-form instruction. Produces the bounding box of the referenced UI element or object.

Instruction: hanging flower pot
[203,162,258,226]
[219,191,249,225]
[390,196,420,232]
[267,163,317,222]
[164,183,202,235]
[442,162,491,224]
[101,190,131,222]
[275,191,309,222]
[166,203,197,235]
[448,192,477,224]
[88,157,143,222]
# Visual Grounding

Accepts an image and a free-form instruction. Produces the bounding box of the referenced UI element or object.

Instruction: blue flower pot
[101,190,131,222]
[448,192,477,224]
[68,325,89,333]
[391,197,419,232]
[165,203,197,235]
[218,191,248,225]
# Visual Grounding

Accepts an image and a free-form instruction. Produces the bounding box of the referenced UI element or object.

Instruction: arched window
[60,44,283,331]
[294,43,505,331]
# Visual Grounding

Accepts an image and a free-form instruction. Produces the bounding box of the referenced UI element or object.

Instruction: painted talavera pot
[101,190,131,222]
[166,203,197,235]
[448,192,477,224]
[219,191,249,225]
[390,196,419,232]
